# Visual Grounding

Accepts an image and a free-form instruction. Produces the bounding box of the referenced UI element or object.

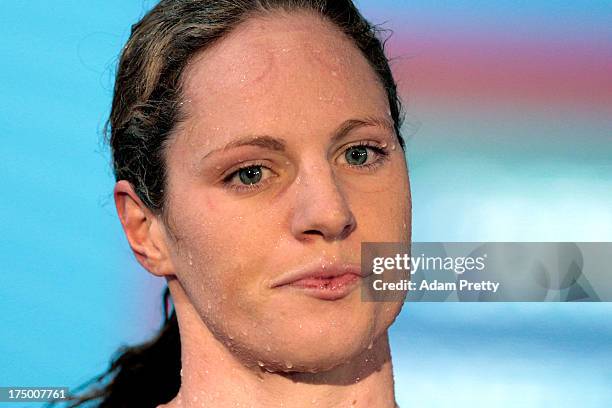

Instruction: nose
[290,164,356,242]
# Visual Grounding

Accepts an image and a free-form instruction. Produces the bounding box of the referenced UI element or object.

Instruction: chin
[253,334,371,373]
[247,300,399,373]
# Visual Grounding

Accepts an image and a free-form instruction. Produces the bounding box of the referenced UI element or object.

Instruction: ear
[113,180,175,277]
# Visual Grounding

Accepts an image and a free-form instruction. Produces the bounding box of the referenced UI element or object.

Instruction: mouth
[269,262,365,301]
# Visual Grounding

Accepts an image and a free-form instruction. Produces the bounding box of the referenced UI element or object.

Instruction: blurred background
[1,0,611,406]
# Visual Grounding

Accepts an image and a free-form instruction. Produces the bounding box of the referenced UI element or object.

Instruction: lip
[269,261,366,301]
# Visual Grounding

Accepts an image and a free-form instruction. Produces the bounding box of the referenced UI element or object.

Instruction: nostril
[339,221,356,239]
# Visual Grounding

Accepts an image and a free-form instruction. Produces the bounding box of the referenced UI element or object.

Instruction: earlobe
[113,180,175,277]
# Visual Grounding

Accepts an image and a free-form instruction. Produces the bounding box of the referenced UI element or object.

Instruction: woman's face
[162,11,411,371]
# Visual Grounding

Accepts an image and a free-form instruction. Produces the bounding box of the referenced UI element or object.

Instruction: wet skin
[116,9,411,407]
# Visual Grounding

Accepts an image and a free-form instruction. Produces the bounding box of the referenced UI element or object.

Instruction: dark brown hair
[66,0,404,406]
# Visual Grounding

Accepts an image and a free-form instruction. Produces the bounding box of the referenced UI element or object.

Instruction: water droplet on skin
[367,342,373,349]
[180,368,183,377]
[257,361,265,367]
[228,333,234,340]
[391,143,397,151]
[266,344,271,352]
[187,251,194,266]
[285,361,293,369]
[381,142,388,148]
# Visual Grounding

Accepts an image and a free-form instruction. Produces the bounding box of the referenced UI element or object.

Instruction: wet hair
[65,0,405,406]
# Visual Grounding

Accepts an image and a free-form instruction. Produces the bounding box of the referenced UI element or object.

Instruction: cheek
[372,300,405,342]
[170,202,277,307]
[175,230,269,347]
[346,163,411,240]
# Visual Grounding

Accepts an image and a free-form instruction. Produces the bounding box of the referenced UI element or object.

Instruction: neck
[161,289,398,408]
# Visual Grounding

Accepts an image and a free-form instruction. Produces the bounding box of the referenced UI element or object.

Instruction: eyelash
[222,161,274,193]
[221,141,391,193]
[342,141,390,171]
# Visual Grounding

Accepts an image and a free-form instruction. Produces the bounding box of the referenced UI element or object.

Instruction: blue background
[1,1,611,406]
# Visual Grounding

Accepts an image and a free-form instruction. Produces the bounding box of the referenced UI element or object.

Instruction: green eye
[238,166,263,185]
[345,146,368,165]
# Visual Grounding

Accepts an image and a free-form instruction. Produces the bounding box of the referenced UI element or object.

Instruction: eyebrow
[330,116,395,145]
[199,116,394,161]
[199,136,286,161]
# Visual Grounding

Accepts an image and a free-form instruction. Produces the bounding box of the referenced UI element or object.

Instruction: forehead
[177,10,388,142]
